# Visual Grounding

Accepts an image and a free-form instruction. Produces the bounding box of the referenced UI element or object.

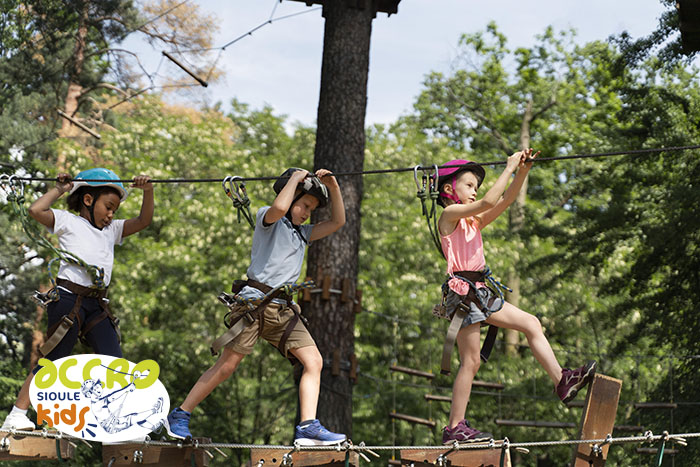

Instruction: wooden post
[400,446,510,466]
[249,448,359,466]
[0,433,75,461]
[572,374,623,467]
[101,438,211,466]
[321,275,332,300]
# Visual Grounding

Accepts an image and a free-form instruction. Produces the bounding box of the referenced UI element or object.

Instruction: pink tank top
[440,217,486,295]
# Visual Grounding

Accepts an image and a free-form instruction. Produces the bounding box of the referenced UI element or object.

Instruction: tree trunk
[504,100,533,355]
[302,1,375,438]
[57,1,89,155]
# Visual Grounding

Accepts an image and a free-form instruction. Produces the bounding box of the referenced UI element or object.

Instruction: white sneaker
[1,412,36,431]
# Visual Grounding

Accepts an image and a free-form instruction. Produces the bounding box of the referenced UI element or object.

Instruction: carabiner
[413,165,425,193]
[429,164,440,194]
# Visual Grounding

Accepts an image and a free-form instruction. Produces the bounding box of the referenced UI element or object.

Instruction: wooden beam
[389,412,436,428]
[400,445,510,466]
[633,402,677,409]
[495,419,576,429]
[390,365,434,379]
[0,433,75,461]
[250,448,359,466]
[571,374,623,467]
[101,437,211,466]
[494,419,642,432]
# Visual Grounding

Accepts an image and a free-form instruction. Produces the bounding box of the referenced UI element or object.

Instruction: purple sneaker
[556,361,596,404]
[442,419,492,444]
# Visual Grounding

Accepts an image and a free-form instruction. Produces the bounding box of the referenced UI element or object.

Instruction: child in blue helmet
[1,168,154,431]
[435,150,596,443]
[166,168,347,446]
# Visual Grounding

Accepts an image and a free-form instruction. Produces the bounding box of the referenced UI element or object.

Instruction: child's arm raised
[28,173,73,229]
[478,149,538,228]
[438,152,521,235]
[122,175,154,238]
[264,169,309,225]
[309,169,345,241]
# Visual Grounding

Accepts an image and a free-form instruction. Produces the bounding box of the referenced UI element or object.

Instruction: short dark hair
[66,186,121,212]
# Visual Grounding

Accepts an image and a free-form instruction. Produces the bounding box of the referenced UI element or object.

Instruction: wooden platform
[0,431,75,461]
[101,437,211,466]
[571,374,623,467]
[249,448,359,466]
[400,444,510,466]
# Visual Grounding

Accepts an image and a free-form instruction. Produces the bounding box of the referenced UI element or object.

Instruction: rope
[10,144,700,185]
[0,428,694,451]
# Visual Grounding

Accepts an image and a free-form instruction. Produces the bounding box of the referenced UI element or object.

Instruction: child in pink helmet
[435,150,596,443]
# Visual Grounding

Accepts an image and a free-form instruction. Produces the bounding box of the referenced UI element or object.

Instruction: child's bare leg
[486,302,563,385]
[180,348,245,412]
[448,323,482,428]
[289,345,323,421]
[13,373,33,410]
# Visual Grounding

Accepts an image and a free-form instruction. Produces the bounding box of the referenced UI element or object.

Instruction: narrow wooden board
[101,437,211,466]
[0,432,75,461]
[400,444,510,466]
[249,448,359,466]
[572,373,623,467]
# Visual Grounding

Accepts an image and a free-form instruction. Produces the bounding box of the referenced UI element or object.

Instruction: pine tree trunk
[504,100,533,355]
[302,1,375,438]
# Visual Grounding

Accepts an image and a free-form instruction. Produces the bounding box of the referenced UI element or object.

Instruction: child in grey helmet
[166,168,347,446]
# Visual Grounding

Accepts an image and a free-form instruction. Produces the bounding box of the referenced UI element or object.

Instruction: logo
[29,354,170,442]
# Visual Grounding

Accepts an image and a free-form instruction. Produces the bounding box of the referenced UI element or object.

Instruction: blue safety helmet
[69,168,128,201]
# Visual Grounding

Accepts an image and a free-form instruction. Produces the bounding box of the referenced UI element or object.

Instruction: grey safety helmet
[273,168,329,208]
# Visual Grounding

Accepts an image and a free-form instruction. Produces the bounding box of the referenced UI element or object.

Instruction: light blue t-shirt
[238,206,313,302]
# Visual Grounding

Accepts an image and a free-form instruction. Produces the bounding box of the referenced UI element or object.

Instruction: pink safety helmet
[437,159,486,206]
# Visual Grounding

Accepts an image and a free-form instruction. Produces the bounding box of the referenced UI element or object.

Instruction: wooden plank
[572,374,622,467]
[400,446,510,466]
[389,412,436,428]
[101,437,211,466]
[390,365,435,380]
[250,448,359,466]
[0,433,75,461]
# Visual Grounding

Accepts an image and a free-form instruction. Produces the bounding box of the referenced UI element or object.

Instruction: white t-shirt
[49,209,126,287]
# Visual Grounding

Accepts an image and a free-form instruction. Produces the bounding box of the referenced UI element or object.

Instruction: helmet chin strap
[83,194,103,230]
[285,191,308,243]
[440,175,462,204]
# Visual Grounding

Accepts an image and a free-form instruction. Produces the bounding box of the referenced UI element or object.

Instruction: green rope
[655,437,666,466]
[1,176,107,295]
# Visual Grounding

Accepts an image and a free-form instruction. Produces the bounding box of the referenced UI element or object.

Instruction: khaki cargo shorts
[225,301,315,356]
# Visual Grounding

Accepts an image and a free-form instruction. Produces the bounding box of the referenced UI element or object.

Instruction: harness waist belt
[440,269,500,375]
[39,279,120,357]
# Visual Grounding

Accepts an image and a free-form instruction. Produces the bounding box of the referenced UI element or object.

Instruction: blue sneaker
[294,419,346,446]
[165,407,192,440]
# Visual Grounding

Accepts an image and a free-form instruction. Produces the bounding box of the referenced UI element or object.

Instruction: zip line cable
[8,143,700,184]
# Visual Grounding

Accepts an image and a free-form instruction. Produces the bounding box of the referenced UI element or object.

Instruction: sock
[175,407,190,415]
[10,406,28,416]
[299,419,314,428]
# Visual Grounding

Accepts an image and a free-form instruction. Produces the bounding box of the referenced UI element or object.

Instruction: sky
[128,0,675,127]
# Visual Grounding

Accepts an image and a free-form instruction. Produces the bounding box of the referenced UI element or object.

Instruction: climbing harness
[222,175,254,228]
[40,279,120,357]
[210,279,315,361]
[434,266,512,375]
[414,165,442,256]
